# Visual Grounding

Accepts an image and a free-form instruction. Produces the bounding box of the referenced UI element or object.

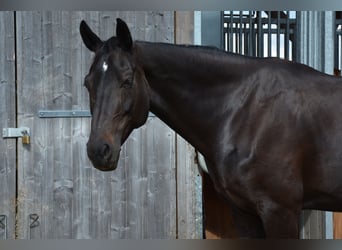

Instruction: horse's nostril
[101,144,111,159]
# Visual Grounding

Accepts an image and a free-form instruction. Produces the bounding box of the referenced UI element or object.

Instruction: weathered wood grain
[15,11,200,239]
[0,11,16,239]
[334,212,342,239]
[16,11,74,239]
[174,11,203,239]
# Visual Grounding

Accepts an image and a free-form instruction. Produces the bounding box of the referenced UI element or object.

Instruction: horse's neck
[135,42,247,157]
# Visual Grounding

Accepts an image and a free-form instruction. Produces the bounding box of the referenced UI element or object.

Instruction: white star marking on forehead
[102,61,108,72]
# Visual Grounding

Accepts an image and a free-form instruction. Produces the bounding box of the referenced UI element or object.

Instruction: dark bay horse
[80,18,342,238]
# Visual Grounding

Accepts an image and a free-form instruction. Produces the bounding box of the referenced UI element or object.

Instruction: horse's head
[80,19,150,171]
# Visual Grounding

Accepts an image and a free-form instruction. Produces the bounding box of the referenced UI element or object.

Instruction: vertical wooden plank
[16,11,178,239]
[71,11,177,239]
[300,210,325,239]
[104,12,177,239]
[143,12,177,238]
[16,11,96,239]
[176,136,203,239]
[0,11,16,239]
[297,11,334,239]
[16,11,77,238]
[118,118,177,238]
[16,11,42,239]
[72,11,109,239]
[174,11,203,239]
[71,7,96,228]
[333,212,342,239]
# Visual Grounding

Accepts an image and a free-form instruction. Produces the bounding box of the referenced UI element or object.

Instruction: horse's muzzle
[87,140,121,171]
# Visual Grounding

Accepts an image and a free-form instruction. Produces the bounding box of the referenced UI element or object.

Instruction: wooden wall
[0,11,202,239]
[174,11,203,239]
[0,11,16,239]
[334,213,342,239]
[2,10,338,240]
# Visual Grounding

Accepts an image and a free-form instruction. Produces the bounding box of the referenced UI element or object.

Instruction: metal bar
[225,12,229,51]
[249,11,253,56]
[340,31,342,69]
[268,12,272,57]
[224,32,227,51]
[285,11,290,60]
[38,110,156,118]
[340,14,342,70]
[337,25,342,70]
[239,11,243,54]
[293,11,298,62]
[223,11,229,51]
[38,110,91,118]
[295,11,302,62]
[229,11,233,52]
[221,11,225,49]
[335,13,339,69]
[277,11,281,58]
[338,15,342,70]
[235,30,238,53]
[2,127,30,138]
[243,21,248,56]
[257,11,263,57]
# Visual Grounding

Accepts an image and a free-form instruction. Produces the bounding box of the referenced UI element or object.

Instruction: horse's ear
[116,18,133,51]
[80,20,103,52]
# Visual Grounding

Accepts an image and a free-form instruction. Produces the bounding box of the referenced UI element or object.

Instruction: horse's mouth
[89,147,121,172]
[94,160,119,171]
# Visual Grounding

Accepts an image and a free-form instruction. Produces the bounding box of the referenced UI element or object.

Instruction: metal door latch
[2,127,30,145]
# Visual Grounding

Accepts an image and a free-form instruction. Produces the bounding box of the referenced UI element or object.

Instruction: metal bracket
[38,110,91,118]
[2,127,30,138]
[38,110,156,118]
